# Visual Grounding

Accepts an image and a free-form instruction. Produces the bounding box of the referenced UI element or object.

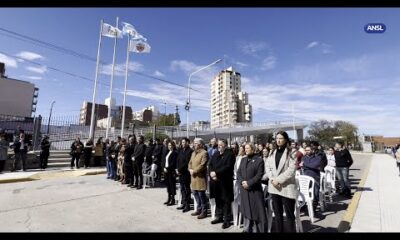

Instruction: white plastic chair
[319,166,337,211]
[266,184,303,233]
[296,175,315,223]
[142,163,157,189]
[324,166,336,193]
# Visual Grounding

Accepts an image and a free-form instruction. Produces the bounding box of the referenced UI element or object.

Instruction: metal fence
[0,113,309,150]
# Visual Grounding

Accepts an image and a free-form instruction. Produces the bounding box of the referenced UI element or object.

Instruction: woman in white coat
[264,131,297,232]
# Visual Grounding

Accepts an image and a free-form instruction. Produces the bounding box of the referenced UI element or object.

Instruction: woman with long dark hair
[163,141,178,206]
[264,131,297,232]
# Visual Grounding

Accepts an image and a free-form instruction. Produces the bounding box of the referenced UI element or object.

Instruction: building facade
[133,105,160,123]
[0,62,39,118]
[210,66,252,128]
[80,101,108,126]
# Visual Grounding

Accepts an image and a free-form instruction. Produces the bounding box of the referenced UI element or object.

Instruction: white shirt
[20,138,24,150]
[234,155,243,180]
[327,154,336,167]
[165,150,172,168]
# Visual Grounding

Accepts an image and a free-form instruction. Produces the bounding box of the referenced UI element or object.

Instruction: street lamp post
[186,59,222,139]
[47,101,55,135]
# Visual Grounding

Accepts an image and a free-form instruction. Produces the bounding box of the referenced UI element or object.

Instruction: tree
[144,131,169,141]
[308,119,357,146]
[334,121,358,146]
[153,114,178,126]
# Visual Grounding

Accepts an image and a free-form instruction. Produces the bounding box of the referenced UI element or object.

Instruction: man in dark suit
[124,136,136,187]
[132,135,146,189]
[176,137,193,212]
[160,138,170,182]
[11,132,31,171]
[152,138,163,182]
[209,139,236,229]
[40,135,51,170]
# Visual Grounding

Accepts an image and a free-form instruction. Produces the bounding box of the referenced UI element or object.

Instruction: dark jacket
[161,144,169,168]
[209,148,236,202]
[133,143,146,166]
[12,137,31,154]
[237,154,267,222]
[40,139,51,153]
[124,143,136,166]
[176,146,193,175]
[70,141,84,156]
[83,142,93,159]
[106,143,117,161]
[334,148,353,168]
[302,153,325,180]
[162,150,177,172]
[144,143,155,166]
[152,143,163,164]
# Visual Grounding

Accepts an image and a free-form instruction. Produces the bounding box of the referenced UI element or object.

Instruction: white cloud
[26,65,47,74]
[16,51,44,61]
[170,60,198,73]
[124,82,210,112]
[169,59,221,85]
[261,56,277,70]
[241,51,400,135]
[305,41,333,54]
[153,70,165,77]
[306,41,319,49]
[238,41,268,56]
[236,61,249,68]
[0,53,17,68]
[100,61,144,76]
[22,76,42,80]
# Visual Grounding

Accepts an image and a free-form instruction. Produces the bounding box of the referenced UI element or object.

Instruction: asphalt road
[0,152,372,232]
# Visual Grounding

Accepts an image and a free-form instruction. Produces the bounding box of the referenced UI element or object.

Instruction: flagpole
[292,103,297,142]
[106,17,119,140]
[121,32,130,138]
[89,19,103,141]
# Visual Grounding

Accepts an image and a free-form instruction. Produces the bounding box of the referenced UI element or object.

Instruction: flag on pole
[129,39,151,53]
[121,22,138,37]
[101,22,123,38]
[132,33,147,42]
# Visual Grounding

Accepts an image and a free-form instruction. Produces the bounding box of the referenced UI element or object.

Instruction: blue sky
[0,8,400,136]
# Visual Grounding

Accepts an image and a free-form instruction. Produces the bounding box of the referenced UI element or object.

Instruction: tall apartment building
[210,66,252,128]
[0,62,39,117]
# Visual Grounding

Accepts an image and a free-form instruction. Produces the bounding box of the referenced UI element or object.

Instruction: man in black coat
[160,138,170,182]
[176,137,193,212]
[152,138,163,181]
[40,135,51,170]
[11,132,31,171]
[125,136,136,187]
[143,139,155,174]
[132,135,146,189]
[209,139,236,229]
[334,141,353,197]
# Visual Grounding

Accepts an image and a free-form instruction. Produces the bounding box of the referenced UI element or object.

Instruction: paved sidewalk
[350,154,400,232]
[0,167,107,184]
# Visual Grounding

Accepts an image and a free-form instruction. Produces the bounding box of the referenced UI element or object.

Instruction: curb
[0,169,107,184]
[337,156,373,232]
[0,177,39,184]
[83,170,107,176]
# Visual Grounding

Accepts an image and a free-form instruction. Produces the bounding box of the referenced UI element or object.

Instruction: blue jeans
[313,178,320,203]
[193,190,207,214]
[336,167,350,190]
[106,159,116,179]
